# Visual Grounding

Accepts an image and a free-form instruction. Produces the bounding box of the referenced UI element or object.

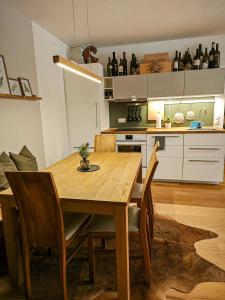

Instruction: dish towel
[155,136,165,151]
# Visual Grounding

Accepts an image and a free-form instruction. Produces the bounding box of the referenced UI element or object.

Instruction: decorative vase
[165,122,171,129]
[80,159,90,170]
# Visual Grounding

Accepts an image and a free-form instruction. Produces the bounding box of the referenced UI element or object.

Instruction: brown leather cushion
[63,212,91,241]
[87,207,140,233]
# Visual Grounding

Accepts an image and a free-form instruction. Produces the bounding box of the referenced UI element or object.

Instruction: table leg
[137,162,142,183]
[115,205,130,300]
[1,201,23,288]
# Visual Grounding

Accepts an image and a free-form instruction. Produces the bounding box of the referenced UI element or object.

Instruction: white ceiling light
[53,0,102,83]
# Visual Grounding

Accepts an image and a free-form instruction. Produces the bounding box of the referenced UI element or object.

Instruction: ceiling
[7,0,225,47]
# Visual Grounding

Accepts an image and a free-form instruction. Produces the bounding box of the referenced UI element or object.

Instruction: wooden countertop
[101,127,225,134]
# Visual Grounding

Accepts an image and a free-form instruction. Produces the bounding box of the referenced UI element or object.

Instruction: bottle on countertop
[214,43,220,68]
[198,44,204,68]
[122,52,127,75]
[111,52,118,76]
[173,51,179,71]
[202,48,209,69]
[119,59,124,76]
[130,53,137,75]
[107,57,113,77]
[193,49,200,70]
[178,52,183,71]
[209,42,216,68]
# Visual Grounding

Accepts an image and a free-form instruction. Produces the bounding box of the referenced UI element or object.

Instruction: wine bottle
[111,52,118,76]
[198,44,203,68]
[173,51,179,71]
[130,54,137,75]
[202,48,209,69]
[209,42,215,68]
[107,57,113,77]
[214,43,220,68]
[178,52,183,71]
[119,59,124,76]
[193,49,200,70]
[122,52,127,75]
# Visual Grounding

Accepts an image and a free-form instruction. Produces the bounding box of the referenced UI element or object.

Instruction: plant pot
[80,159,90,170]
[165,122,171,129]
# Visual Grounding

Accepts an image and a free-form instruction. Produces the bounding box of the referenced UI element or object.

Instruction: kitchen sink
[187,127,216,131]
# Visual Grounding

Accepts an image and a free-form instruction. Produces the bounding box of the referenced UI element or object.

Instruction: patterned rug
[1,214,225,300]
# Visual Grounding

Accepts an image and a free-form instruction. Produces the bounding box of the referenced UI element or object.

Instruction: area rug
[2,214,225,300]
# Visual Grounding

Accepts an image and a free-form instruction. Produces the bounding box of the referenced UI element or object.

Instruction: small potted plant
[79,142,90,170]
[164,117,172,129]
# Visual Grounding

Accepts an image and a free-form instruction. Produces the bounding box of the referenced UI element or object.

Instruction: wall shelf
[0,94,42,101]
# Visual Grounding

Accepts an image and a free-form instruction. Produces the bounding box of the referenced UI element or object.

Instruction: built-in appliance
[115,133,147,177]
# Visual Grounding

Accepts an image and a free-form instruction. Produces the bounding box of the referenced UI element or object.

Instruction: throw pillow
[10,145,38,171]
[0,152,17,189]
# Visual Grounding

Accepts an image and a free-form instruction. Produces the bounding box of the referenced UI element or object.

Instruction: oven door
[116,142,147,168]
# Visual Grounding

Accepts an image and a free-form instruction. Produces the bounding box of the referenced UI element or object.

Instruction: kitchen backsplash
[109,101,214,128]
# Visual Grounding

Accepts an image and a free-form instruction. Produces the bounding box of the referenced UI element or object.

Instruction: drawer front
[147,134,183,146]
[184,145,224,158]
[147,146,183,162]
[154,157,183,180]
[184,134,225,146]
[116,134,146,141]
[183,158,224,182]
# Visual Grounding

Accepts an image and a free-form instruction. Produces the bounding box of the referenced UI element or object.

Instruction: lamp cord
[71,0,77,58]
[85,0,91,67]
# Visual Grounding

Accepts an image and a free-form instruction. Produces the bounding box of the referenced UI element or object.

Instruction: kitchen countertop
[101,127,225,134]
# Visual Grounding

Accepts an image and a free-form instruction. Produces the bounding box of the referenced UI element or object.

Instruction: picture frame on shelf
[18,78,33,97]
[0,55,10,95]
[8,78,22,96]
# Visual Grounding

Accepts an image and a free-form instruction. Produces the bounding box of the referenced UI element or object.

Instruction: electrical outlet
[118,118,126,123]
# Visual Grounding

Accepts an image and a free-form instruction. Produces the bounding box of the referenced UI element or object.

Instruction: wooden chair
[94,134,116,152]
[5,171,92,300]
[86,145,159,285]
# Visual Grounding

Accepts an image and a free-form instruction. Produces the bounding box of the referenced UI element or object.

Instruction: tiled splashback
[109,99,214,128]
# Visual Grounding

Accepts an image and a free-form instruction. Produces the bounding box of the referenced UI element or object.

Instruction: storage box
[144,52,169,63]
[140,61,172,74]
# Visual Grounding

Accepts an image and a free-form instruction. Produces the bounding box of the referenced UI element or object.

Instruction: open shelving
[0,94,42,101]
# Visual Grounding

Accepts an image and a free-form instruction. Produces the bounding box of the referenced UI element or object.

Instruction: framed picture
[8,78,22,96]
[18,78,33,97]
[0,55,10,95]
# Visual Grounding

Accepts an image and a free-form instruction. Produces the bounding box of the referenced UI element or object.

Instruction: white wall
[32,22,70,166]
[0,0,45,168]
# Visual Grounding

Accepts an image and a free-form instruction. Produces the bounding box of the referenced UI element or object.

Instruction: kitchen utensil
[127,106,132,122]
[173,112,184,124]
[186,110,195,120]
[134,106,138,121]
[138,106,142,122]
[190,121,202,129]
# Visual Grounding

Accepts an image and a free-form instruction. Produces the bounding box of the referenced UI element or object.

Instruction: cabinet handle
[189,147,220,150]
[188,159,219,163]
[153,136,180,138]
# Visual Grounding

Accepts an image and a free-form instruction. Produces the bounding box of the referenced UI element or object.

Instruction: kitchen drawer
[184,145,224,158]
[116,134,146,141]
[184,134,225,146]
[147,134,183,146]
[153,157,183,181]
[147,146,183,163]
[183,158,224,183]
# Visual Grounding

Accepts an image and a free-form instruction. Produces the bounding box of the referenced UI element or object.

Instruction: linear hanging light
[53,0,102,83]
[53,55,102,83]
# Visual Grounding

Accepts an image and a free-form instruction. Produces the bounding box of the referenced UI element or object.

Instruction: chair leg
[59,246,67,300]
[22,243,32,298]
[88,233,95,283]
[140,231,151,285]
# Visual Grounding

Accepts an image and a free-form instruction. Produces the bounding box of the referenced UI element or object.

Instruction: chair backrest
[5,171,64,248]
[140,142,159,232]
[94,134,116,152]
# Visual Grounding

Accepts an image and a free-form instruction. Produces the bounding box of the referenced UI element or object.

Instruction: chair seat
[63,212,91,241]
[131,182,143,199]
[87,207,140,233]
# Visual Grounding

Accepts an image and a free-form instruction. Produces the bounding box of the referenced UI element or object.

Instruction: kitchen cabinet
[184,68,225,96]
[64,63,109,151]
[113,74,148,100]
[148,72,184,98]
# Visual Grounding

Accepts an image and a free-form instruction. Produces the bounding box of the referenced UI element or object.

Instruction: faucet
[199,107,207,123]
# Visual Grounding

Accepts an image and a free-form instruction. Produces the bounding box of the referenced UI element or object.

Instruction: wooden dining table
[0,151,142,300]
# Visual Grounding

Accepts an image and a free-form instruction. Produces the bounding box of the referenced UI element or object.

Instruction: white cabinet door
[184,69,225,96]
[154,157,183,180]
[113,75,148,100]
[147,134,183,146]
[184,133,225,146]
[183,158,224,183]
[148,72,184,98]
[184,145,224,158]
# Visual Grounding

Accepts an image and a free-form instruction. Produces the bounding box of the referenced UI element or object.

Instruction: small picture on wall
[18,78,33,97]
[0,55,10,95]
[8,78,22,96]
